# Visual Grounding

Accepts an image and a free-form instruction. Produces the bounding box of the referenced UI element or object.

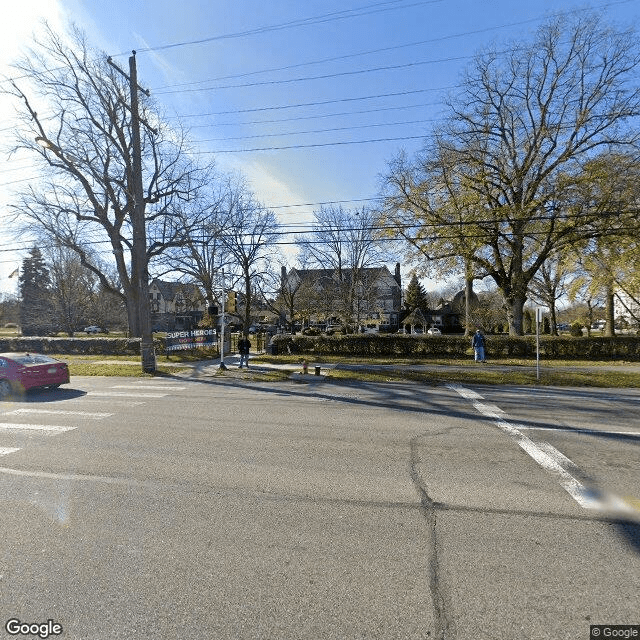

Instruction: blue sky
[1,0,639,293]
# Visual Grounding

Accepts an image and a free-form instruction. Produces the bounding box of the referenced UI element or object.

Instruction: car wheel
[0,379,12,399]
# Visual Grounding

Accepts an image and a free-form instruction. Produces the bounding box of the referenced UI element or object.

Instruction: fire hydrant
[302,360,308,375]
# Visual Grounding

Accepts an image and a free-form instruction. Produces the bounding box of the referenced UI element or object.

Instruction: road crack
[410,433,456,640]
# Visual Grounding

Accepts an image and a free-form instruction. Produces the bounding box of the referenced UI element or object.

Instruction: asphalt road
[0,375,638,639]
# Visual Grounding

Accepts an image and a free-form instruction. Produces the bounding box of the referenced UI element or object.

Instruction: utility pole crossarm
[106,53,158,135]
[107,52,150,96]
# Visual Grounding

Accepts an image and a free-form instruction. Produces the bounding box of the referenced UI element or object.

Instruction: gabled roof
[402,307,430,326]
[150,279,203,301]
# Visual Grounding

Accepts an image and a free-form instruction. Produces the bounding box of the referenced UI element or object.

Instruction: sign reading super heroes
[165,329,217,351]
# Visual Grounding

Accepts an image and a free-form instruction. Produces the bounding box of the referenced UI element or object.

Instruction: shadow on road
[0,387,87,404]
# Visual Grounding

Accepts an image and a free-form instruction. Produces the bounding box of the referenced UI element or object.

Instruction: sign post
[219,269,227,370]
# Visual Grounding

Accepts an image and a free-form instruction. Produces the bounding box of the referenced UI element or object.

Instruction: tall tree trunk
[123,281,140,337]
[464,259,473,337]
[550,301,559,336]
[504,291,527,336]
[604,282,616,337]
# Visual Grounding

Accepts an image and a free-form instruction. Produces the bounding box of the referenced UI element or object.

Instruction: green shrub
[569,322,583,337]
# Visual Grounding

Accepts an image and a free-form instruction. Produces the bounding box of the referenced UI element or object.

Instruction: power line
[194,134,428,154]
[179,87,453,119]
[129,0,633,75]
[112,0,444,57]
[187,102,440,128]
[0,208,633,257]
[154,54,474,95]
[197,118,436,143]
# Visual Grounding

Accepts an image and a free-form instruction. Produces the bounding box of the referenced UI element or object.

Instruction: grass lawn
[2,339,639,386]
[253,355,640,388]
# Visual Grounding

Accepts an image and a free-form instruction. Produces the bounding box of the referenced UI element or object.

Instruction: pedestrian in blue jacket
[472,329,486,362]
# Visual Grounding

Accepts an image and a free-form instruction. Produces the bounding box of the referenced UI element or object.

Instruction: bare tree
[219,187,281,333]
[298,205,389,324]
[45,244,97,335]
[155,172,241,313]
[5,23,211,337]
[381,12,640,335]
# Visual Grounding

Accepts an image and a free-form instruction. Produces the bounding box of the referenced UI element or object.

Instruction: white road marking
[448,385,637,516]
[79,399,145,406]
[518,425,640,438]
[0,447,20,456]
[88,392,167,398]
[111,384,185,391]
[3,409,112,419]
[0,423,75,433]
[0,465,167,488]
[473,403,506,419]
[448,384,484,400]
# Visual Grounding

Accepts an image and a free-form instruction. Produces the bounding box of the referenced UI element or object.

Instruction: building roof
[402,307,430,326]
[289,265,397,286]
[150,279,203,301]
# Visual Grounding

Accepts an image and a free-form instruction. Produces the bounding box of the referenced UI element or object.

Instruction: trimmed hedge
[270,334,640,360]
[0,336,163,356]
[5,334,639,361]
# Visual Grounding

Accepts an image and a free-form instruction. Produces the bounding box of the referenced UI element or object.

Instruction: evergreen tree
[404,272,429,311]
[19,246,53,335]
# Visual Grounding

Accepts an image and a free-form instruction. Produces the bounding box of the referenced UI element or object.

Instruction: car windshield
[13,355,57,365]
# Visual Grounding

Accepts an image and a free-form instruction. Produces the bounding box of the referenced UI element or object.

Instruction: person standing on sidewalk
[238,334,251,368]
[472,329,486,362]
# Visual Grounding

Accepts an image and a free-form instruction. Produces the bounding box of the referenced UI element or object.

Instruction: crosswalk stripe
[3,409,112,419]
[111,384,185,390]
[88,392,167,398]
[0,447,20,456]
[0,423,75,433]
[79,399,145,406]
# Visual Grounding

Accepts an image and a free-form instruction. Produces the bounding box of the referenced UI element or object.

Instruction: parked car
[84,325,105,334]
[412,328,424,334]
[0,353,70,399]
[427,327,442,335]
[324,324,343,335]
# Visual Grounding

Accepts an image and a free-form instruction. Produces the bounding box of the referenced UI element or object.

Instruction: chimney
[394,263,401,286]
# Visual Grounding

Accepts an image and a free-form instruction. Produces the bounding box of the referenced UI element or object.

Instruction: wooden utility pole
[108,51,156,373]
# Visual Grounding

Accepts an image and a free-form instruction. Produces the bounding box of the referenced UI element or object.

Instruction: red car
[0,353,70,398]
